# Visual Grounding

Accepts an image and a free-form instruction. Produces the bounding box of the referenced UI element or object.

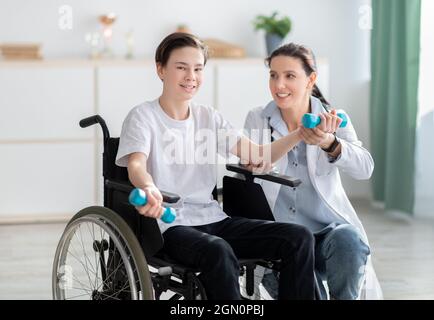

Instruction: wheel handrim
[53,214,140,300]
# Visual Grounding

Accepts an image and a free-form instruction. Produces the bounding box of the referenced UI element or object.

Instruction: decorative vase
[125,30,134,59]
[265,33,283,56]
[99,13,117,58]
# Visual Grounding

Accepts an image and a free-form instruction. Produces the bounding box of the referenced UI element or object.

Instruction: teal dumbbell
[129,188,176,224]
[302,113,348,129]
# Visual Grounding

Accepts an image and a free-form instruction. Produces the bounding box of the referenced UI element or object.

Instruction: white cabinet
[0,66,94,140]
[214,62,271,187]
[215,62,271,130]
[0,63,95,221]
[0,58,328,222]
[98,65,161,138]
[0,143,94,219]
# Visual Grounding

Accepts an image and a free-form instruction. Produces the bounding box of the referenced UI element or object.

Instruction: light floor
[0,199,433,300]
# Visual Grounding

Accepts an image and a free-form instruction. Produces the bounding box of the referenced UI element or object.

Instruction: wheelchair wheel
[52,206,153,300]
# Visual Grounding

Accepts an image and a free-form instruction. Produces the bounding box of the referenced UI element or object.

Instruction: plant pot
[265,33,283,55]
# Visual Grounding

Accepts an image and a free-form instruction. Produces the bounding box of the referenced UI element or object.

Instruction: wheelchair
[52,115,319,300]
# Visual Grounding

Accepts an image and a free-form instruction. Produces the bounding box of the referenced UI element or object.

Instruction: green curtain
[370,0,421,214]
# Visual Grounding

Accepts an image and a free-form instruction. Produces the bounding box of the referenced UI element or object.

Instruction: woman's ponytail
[312,84,330,107]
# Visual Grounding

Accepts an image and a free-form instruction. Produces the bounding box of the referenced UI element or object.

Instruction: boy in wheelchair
[113,33,344,300]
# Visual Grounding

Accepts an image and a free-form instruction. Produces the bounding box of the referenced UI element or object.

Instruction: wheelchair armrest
[105,179,181,203]
[225,164,301,187]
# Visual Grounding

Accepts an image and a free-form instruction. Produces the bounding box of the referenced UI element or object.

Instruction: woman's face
[269,55,316,110]
[157,46,205,101]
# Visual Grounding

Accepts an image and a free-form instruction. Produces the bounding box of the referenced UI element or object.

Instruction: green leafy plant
[253,11,292,38]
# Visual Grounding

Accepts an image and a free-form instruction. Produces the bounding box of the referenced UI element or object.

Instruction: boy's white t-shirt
[116,98,242,233]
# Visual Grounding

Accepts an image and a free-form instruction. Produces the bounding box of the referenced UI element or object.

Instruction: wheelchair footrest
[152,272,172,298]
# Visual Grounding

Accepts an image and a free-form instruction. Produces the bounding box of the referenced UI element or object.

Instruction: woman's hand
[298,109,342,148]
[134,184,164,219]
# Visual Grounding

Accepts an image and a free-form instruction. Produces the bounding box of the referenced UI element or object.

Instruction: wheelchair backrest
[104,138,129,181]
[222,176,275,221]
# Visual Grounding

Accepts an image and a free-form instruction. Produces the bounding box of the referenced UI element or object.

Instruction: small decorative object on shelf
[125,29,134,59]
[99,13,117,58]
[176,24,191,34]
[0,43,42,60]
[253,11,292,55]
[203,38,245,59]
[84,32,101,59]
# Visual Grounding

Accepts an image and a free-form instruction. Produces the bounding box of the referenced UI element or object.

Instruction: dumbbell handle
[129,188,176,224]
[302,112,348,129]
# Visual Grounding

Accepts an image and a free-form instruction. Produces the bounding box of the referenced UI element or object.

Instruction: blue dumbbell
[129,188,176,224]
[302,113,348,129]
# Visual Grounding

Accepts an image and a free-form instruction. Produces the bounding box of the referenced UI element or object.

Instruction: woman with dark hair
[243,43,383,299]
[115,33,321,300]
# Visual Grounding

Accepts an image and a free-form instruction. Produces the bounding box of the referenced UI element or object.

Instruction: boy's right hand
[242,160,274,175]
[134,185,164,219]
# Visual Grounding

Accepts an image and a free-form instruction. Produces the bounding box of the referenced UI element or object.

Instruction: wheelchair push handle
[79,115,110,143]
[128,188,176,224]
[80,115,102,128]
[302,112,348,129]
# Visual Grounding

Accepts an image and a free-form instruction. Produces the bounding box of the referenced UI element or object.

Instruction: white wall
[0,0,372,199]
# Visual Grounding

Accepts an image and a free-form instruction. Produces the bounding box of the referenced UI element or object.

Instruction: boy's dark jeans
[161,216,315,300]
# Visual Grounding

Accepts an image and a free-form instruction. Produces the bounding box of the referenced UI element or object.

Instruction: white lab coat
[243,97,383,300]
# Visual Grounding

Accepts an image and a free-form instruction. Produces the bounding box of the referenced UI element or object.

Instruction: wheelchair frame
[52,115,319,300]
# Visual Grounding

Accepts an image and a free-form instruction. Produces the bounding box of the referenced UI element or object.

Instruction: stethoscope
[268,117,275,142]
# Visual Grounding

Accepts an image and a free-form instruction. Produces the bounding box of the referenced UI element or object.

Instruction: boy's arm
[128,152,156,189]
[231,129,302,167]
[127,152,163,219]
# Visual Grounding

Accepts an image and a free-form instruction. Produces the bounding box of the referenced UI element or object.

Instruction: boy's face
[157,46,205,101]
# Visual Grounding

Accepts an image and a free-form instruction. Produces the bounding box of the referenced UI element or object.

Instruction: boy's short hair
[155,32,208,66]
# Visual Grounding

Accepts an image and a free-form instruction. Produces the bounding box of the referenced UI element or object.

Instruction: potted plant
[253,11,292,55]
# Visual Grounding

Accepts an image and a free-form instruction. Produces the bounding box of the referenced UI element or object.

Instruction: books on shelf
[203,39,245,58]
[0,43,42,60]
